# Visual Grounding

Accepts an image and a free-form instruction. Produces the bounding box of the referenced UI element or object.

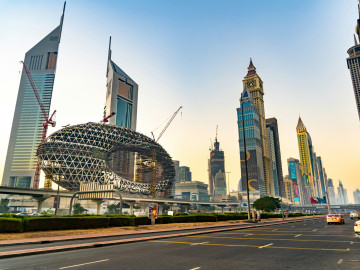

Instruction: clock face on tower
[246,80,256,88]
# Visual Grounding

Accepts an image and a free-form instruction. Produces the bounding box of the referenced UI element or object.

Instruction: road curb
[0,217,323,259]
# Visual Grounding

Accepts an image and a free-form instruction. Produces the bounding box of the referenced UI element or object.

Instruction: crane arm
[20,61,48,120]
[156,106,182,142]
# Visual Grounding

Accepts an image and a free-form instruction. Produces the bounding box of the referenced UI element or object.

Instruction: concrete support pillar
[92,200,104,215]
[128,202,134,215]
[158,204,163,215]
[32,196,47,213]
[221,206,224,213]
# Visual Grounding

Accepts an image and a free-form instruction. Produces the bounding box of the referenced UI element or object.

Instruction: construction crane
[21,61,57,189]
[101,112,116,123]
[150,106,182,197]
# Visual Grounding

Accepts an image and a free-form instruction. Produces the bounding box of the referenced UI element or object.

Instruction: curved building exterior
[37,123,175,196]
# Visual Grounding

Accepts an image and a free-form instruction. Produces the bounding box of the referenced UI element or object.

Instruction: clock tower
[242,59,274,196]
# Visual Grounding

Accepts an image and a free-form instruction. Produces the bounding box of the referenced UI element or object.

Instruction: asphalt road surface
[1,217,359,270]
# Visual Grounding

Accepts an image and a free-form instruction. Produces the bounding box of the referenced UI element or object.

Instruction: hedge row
[0,212,312,233]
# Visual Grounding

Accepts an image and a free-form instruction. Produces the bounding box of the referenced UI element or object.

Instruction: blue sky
[0,0,359,201]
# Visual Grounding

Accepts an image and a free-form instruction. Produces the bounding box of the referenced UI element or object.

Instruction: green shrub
[23,217,109,232]
[172,215,196,223]
[0,218,22,233]
[158,216,173,224]
[194,214,217,222]
[109,217,133,227]
[134,217,150,226]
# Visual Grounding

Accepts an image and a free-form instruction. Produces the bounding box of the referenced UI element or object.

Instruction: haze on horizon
[0,0,359,202]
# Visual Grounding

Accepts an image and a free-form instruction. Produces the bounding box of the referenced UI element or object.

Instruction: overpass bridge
[0,186,241,214]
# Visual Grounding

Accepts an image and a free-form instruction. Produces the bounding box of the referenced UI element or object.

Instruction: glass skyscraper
[2,4,65,188]
[237,86,265,197]
[208,137,226,196]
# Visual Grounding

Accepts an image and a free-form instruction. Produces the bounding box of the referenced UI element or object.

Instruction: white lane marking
[337,259,343,265]
[272,229,278,231]
[244,234,253,236]
[303,224,307,226]
[347,248,350,251]
[59,259,109,269]
[291,226,295,227]
[295,234,302,238]
[351,242,354,244]
[191,242,209,246]
[258,243,273,249]
[190,267,201,270]
[324,226,328,228]
[312,229,317,231]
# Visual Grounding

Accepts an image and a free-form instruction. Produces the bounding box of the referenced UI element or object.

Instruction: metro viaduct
[0,186,240,214]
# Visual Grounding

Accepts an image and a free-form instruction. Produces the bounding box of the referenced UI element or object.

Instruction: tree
[253,196,281,212]
[73,203,87,214]
[107,204,117,214]
[0,198,10,213]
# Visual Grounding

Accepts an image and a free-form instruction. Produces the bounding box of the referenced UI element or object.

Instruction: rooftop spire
[106,36,112,76]
[246,58,257,76]
[296,116,307,133]
[59,2,66,43]
[355,34,359,46]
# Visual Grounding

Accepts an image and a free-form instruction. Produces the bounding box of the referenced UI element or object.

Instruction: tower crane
[150,106,182,197]
[21,61,57,189]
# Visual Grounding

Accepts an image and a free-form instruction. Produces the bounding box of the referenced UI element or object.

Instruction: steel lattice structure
[37,123,175,196]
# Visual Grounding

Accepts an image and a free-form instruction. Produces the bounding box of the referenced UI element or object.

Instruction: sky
[0,0,359,202]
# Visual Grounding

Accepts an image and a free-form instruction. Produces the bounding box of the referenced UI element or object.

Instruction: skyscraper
[104,37,138,129]
[354,189,360,204]
[208,134,226,196]
[337,180,347,204]
[179,166,192,182]
[2,4,65,189]
[327,178,336,205]
[266,118,284,197]
[347,2,360,121]
[243,59,273,196]
[316,156,326,197]
[296,117,313,203]
[237,86,265,197]
[105,37,138,182]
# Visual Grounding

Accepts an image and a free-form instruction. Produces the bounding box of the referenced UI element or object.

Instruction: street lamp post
[240,93,251,221]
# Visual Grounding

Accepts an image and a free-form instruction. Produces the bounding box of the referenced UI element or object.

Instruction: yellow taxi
[327,214,345,225]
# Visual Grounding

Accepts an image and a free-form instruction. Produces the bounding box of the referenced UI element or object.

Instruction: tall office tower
[311,151,321,198]
[284,177,294,203]
[316,156,326,197]
[327,178,336,205]
[243,59,273,196]
[266,118,284,197]
[347,2,360,121]
[337,180,346,204]
[287,158,306,205]
[173,161,180,183]
[237,86,265,197]
[354,189,360,204]
[105,37,138,182]
[179,166,192,182]
[2,4,66,189]
[296,117,314,202]
[208,135,226,196]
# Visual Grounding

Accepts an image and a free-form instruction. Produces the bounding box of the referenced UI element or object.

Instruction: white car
[350,212,360,219]
[354,220,360,237]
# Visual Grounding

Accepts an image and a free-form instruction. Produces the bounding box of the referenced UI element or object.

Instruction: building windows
[118,80,133,100]
[116,98,132,128]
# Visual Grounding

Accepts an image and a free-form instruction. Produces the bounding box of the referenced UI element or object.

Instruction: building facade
[347,2,360,121]
[284,178,294,203]
[337,180,347,204]
[174,181,210,201]
[242,59,273,196]
[208,137,226,196]
[316,156,326,198]
[287,158,305,205]
[2,5,65,189]
[179,166,192,182]
[266,118,284,197]
[237,86,265,198]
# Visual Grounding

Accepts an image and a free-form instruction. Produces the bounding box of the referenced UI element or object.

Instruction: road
[0,217,359,269]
